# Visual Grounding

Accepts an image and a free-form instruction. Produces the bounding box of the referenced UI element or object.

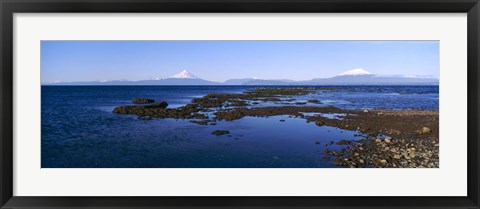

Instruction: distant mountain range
[44,69,439,86]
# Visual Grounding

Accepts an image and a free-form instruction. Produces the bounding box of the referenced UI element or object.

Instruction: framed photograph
[1,0,479,208]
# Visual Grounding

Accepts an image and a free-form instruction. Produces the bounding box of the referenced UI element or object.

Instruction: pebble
[417,126,432,134]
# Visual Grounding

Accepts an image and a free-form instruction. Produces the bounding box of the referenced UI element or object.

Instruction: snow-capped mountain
[45,69,438,86]
[143,70,217,85]
[298,68,437,85]
[338,68,373,76]
[171,70,198,79]
[47,70,219,85]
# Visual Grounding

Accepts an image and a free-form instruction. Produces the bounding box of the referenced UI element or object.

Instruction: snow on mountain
[44,68,438,86]
[172,70,198,79]
[338,68,373,76]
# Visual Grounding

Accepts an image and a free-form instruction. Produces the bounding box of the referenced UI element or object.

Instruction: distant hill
[242,79,292,85]
[44,69,438,86]
[241,69,438,85]
[297,74,438,85]
[223,78,257,85]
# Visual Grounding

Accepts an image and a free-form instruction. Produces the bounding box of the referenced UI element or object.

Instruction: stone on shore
[417,127,432,134]
[384,138,391,143]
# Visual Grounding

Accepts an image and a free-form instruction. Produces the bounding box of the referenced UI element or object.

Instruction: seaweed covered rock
[189,88,316,108]
[113,101,168,114]
[113,101,205,119]
[212,130,230,136]
[191,94,248,108]
[113,106,138,114]
[132,98,155,104]
[145,101,168,109]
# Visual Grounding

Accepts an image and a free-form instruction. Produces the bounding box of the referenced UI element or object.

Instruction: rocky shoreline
[113,87,439,168]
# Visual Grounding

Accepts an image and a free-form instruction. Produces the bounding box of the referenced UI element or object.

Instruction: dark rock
[145,101,168,109]
[307,99,322,104]
[132,98,155,104]
[212,130,230,136]
[192,113,208,119]
[336,140,353,145]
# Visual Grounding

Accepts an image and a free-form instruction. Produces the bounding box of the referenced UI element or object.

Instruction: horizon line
[43,72,439,84]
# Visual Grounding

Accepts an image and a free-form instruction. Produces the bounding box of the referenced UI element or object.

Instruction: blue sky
[41,41,439,83]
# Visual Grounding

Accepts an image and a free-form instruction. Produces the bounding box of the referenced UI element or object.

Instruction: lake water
[41,85,438,168]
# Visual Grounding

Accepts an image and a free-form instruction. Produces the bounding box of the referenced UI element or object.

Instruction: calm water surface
[41,85,438,168]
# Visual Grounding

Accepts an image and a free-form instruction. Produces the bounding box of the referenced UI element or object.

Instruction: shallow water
[41,85,438,168]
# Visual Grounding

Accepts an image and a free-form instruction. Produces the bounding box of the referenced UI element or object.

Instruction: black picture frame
[1,0,479,208]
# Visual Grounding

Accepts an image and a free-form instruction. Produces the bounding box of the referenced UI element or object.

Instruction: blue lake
[41,85,438,168]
